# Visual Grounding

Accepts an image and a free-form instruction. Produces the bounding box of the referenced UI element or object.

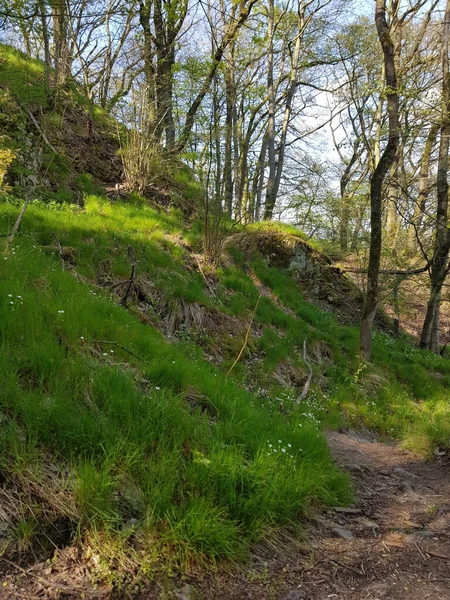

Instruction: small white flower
[273,449,277,453]
[80,336,84,340]
[288,443,292,448]
[281,448,286,453]
[9,301,13,304]
[268,444,272,448]
[58,310,65,314]
[278,440,282,443]
[155,386,160,390]
[102,353,107,356]
[110,350,114,354]
[8,294,12,297]
[4,257,7,260]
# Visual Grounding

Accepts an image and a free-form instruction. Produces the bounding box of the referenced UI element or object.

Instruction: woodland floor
[1,430,450,600]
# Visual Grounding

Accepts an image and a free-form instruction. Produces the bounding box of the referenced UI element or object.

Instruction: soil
[1,431,450,599]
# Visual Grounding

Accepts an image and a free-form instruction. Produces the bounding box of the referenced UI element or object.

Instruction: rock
[176,584,193,600]
[344,463,363,474]
[334,507,362,515]
[393,467,418,480]
[411,530,435,539]
[332,526,354,540]
[398,481,413,494]
[357,517,380,529]
[282,590,308,600]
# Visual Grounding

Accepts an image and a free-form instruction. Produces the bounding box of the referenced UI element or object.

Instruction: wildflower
[58,310,65,314]
[8,294,12,297]
[110,350,114,354]
[281,448,286,453]
[102,353,107,356]
[80,336,85,340]
[9,301,13,305]
[155,386,160,390]
[287,443,292,448]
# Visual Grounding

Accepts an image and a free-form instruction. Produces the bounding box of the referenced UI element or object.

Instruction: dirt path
[1,430,450,599]
[302,430,450,600]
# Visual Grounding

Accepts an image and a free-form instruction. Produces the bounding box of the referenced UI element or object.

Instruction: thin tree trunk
[360,0,400,360]
[408,123,439,250]
[223,40,235,216]
[263,0,276,220]
[420,0,450,351]
[265,5,304,219]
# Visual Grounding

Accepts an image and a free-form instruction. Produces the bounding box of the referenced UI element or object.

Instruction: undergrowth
[0,195,350,583]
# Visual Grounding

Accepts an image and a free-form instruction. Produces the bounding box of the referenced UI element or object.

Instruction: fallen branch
[93,340,151,365]
[343,264,429,276]
[52,232,65,269]
[296,339,312,403]
[25,107,59,154]
[195,255,216,297]
[5,192,32,252]
[120,245,136,306]
[226,294,261,379]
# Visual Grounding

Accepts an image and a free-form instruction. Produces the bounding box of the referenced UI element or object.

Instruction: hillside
[1,44,450,599]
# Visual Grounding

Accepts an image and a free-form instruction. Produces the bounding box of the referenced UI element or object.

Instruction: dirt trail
[1,431,450,599]
[302,430,450,600]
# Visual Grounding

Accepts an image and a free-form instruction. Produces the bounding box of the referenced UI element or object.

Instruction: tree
[420,0,450,351]
[359,0,399,360]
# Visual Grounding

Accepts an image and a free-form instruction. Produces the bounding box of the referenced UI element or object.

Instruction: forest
[1,0,450,598]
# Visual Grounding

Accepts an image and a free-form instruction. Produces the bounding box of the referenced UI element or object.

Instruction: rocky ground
[1,430,450,599]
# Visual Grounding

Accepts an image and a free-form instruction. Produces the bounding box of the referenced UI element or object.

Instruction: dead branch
[296,339,312,403]
[120,245,137,306]
[5,193,32,252]
[93,340,151,365]
[226,294,261,379]
[52,232,65,269]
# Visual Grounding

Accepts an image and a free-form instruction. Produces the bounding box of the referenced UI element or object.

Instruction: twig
[52,232,65,269]
[25,107,59,154]
[93,340,151,365]
[426,549,450,560]
[120,245,136,306]
[296,339,312,403]
[226,294,261,379]
[0,556,108,597]
[5,193,32,252]
[195,255,216,297]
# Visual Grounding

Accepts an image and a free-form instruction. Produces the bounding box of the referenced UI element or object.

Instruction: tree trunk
[419,0,450,351]
[223,40,236,216]
[263,0,276,220]
[52,0,69,85]
[360,0,400,360]
[139,0,157,136]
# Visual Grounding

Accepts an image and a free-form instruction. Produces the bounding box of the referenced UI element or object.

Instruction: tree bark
[419,0,450,351]
[360,0,400,360]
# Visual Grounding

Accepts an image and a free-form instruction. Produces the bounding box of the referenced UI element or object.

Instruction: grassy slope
[0,197,352,581]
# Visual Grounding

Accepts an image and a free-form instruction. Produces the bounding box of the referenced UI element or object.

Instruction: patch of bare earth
[2,434,450,599]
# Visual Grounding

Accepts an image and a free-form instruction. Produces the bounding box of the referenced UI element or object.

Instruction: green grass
[0,44,47,106]
[0,195,351,577]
